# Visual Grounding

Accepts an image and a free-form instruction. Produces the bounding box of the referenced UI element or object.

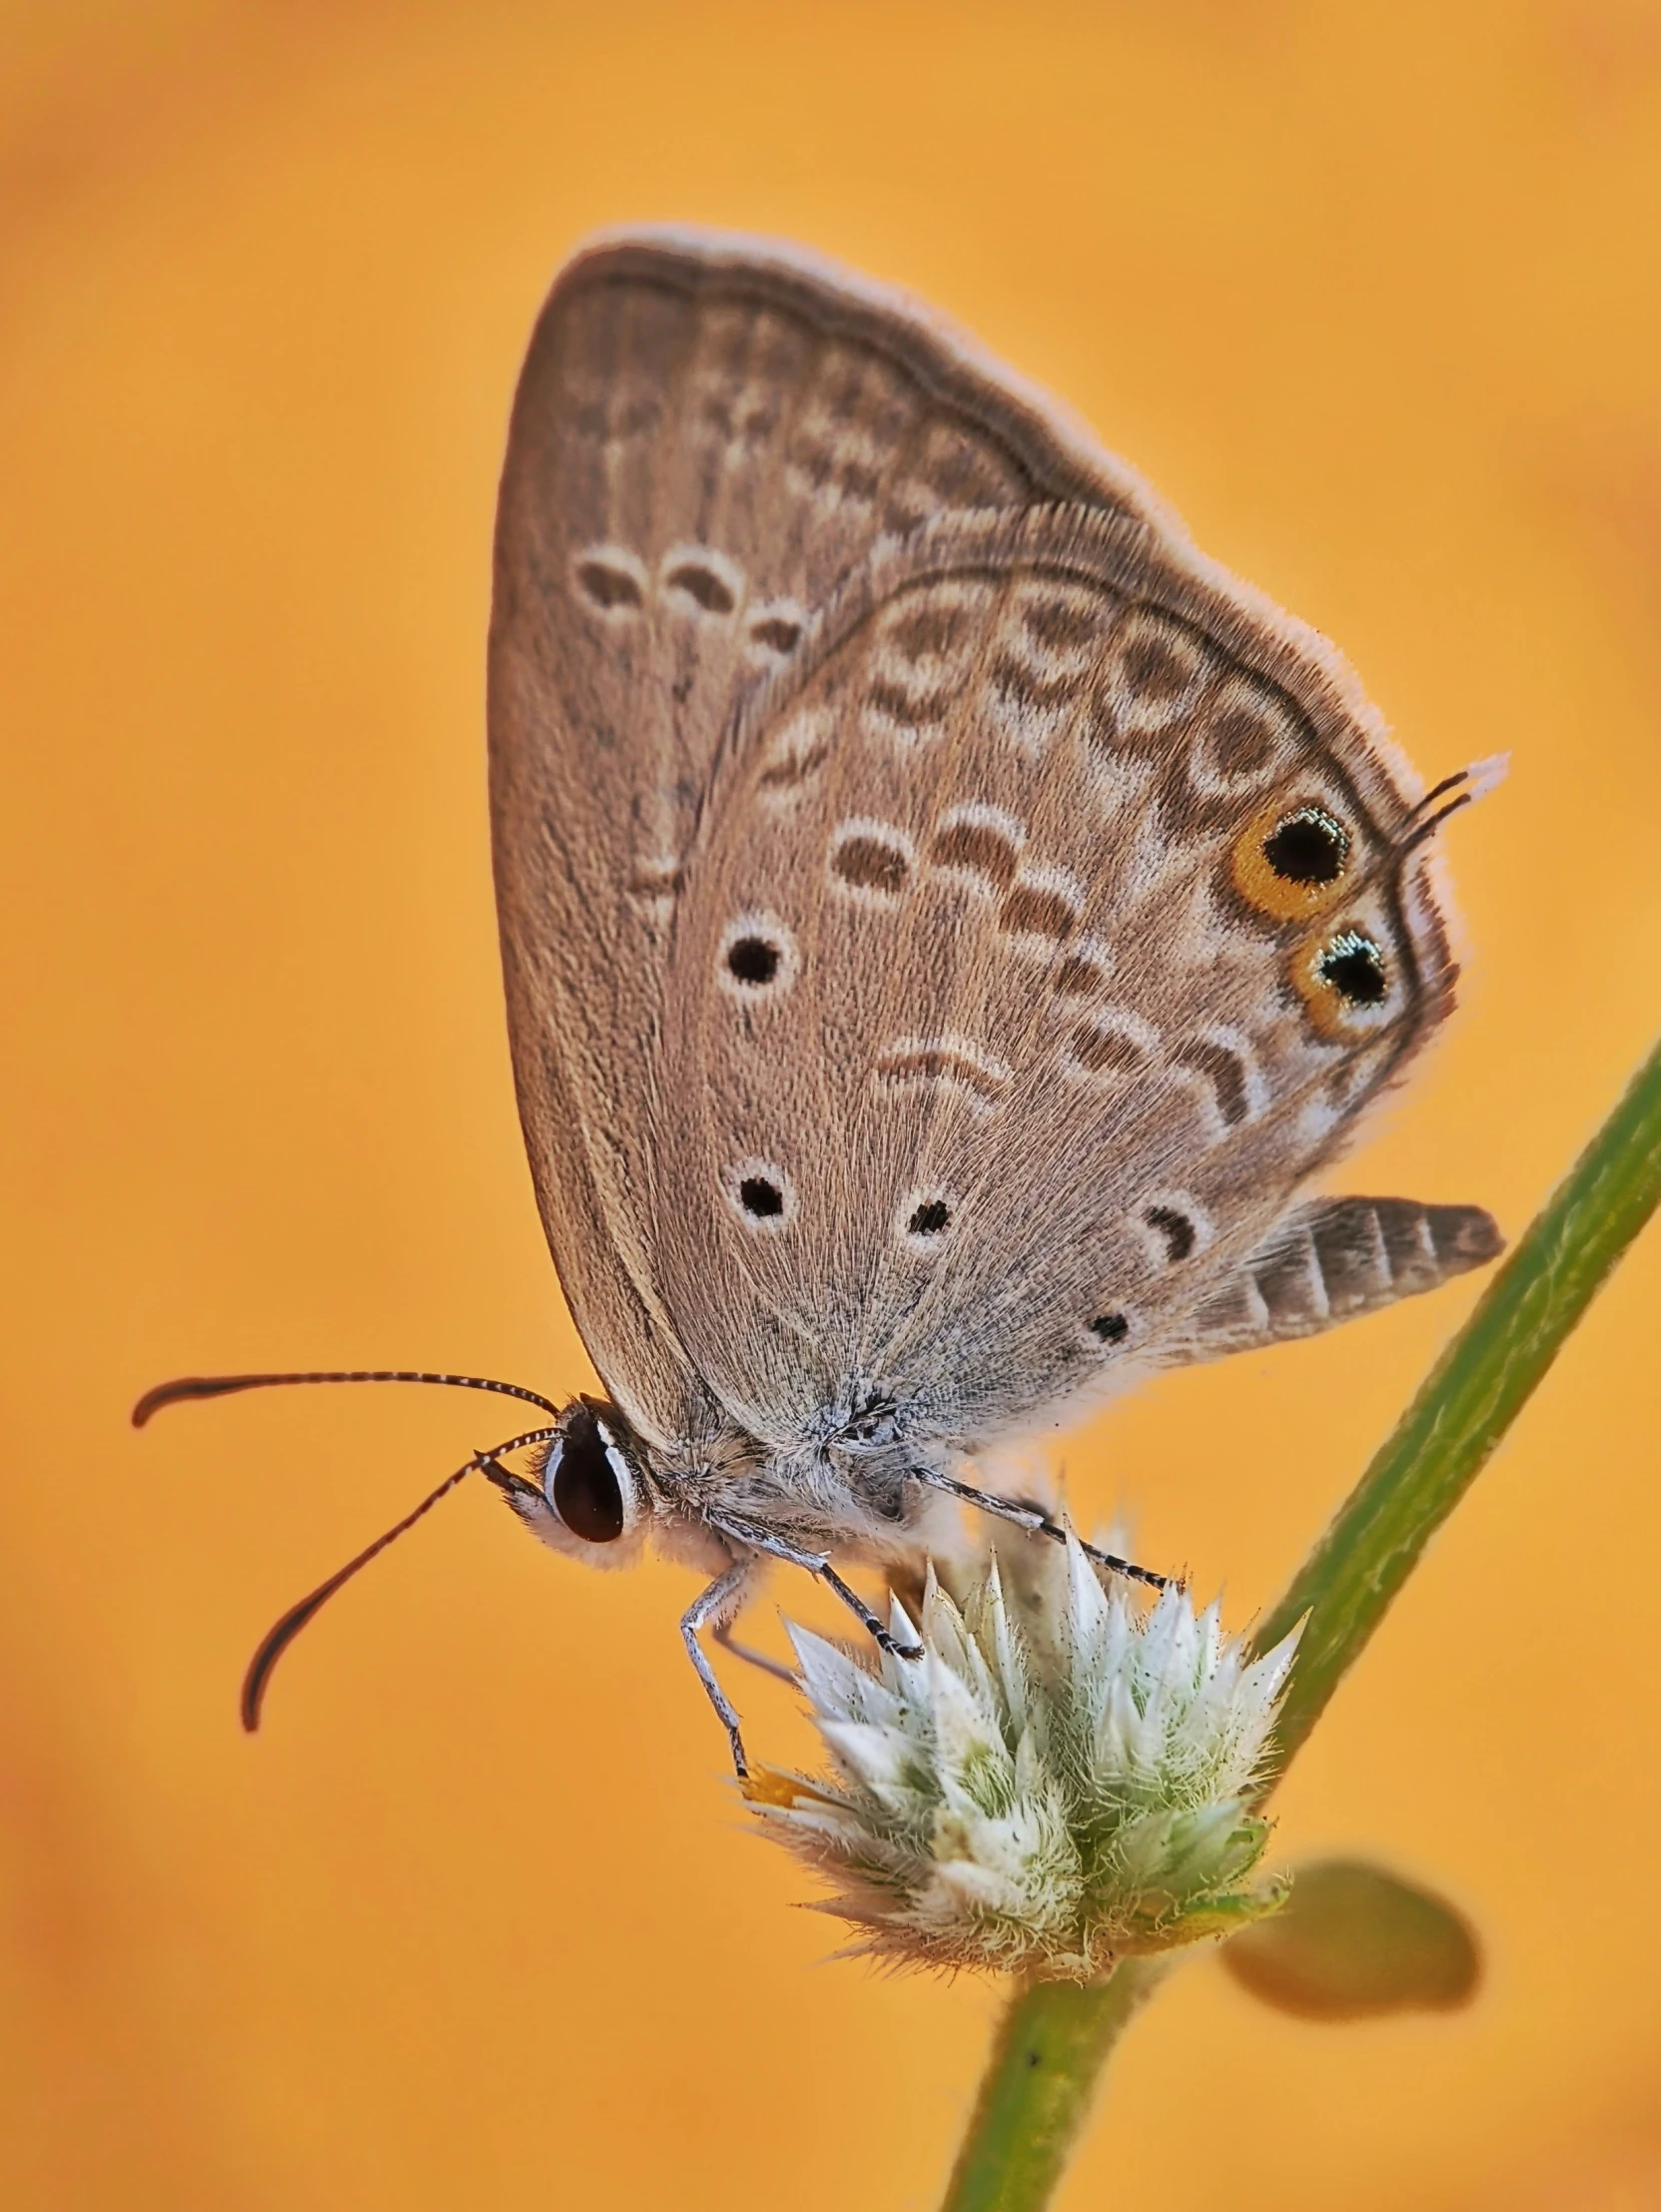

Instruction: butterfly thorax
[643,1418,946,1563]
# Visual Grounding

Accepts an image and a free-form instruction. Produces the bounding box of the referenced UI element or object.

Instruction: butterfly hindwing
[651,505,1456,1452]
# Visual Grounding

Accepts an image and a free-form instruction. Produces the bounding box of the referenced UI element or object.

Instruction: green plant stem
[939,1963,1162,2212]
[1254,1034,1661,1768]
[941,1034,1661,2212]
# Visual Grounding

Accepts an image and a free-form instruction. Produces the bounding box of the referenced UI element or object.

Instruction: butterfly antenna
[132,1369,561,1427]
[239,1425,558,1731]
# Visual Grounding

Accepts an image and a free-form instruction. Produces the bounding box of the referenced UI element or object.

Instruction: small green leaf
[1220,1857,1479,2020]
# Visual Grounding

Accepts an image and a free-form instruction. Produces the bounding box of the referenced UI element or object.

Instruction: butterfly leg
[712,1618,798,1687]
[816,1563,925,1661]
[681,1561,756,1779]
[907,1465,1172,1593]
[707,1515,924,1663]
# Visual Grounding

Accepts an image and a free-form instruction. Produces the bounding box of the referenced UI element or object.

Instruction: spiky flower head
[746,1537,1299,1980]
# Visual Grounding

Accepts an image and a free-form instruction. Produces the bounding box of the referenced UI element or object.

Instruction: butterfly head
[498,1396,657,1570]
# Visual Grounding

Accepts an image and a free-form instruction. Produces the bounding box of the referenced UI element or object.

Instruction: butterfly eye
[543,1402,641,1546]
[1232,798,1354,921]
[1294,924,1395,1040]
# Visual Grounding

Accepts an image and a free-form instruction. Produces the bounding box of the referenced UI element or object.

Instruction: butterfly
[137,229,1500,1774]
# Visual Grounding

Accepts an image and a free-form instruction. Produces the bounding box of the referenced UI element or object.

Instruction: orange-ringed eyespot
[1233,796,1355,921]
[1318,929,1389,1007]
[1293,921,1394,1040]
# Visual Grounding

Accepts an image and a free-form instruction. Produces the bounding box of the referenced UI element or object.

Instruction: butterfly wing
[648,503,1459,1454]
[488,230,1194,1446]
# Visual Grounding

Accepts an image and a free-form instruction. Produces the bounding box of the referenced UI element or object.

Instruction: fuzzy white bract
[746,1538,1299,1979]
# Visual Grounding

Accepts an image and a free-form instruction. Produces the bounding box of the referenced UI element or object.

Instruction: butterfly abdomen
[1188,1195,1503,1354]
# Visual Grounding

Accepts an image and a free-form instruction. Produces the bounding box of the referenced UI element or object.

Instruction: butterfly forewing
[652,505,1454,1451]
[490,230,1214,1448]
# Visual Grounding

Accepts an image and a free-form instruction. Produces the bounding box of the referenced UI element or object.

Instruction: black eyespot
[574,557,643,611]
[549,1405,626,1543]
[1090,1312,1130,1345]
[739,1175,784,1218]
[725,936,781,986]
[1318,931,1389,1007]
[1261,806,1351,887]
[750,614,802,653]
[664,560,736,615]
[831,831,911,897]
[1145,1206,1198,1263]
[908,1199,950,1236]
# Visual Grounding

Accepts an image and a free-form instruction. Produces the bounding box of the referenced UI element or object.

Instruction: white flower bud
[746,1536,1299,1980]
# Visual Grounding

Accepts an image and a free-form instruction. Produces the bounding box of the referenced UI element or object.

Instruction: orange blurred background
[4,4,1661,2206]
